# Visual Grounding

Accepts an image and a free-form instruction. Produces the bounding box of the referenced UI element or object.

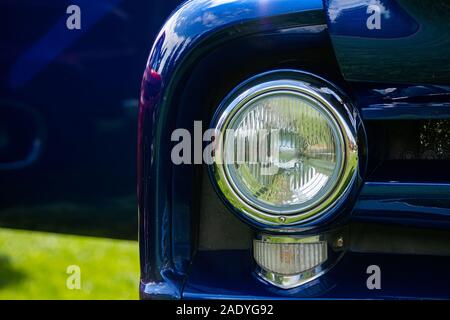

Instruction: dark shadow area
[0,255,26,289]
[0,195,137,240]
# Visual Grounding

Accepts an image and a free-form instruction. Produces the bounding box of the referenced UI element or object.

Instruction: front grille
[365,119,450,182]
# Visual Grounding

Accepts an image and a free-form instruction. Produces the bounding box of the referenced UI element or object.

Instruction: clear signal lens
[253,239,328,275]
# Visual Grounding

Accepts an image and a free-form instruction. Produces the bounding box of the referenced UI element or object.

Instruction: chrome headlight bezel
[209,71,360,227]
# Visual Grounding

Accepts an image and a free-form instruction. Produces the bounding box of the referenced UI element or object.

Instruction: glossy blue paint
[138,0,331,299]
[1,0,181,238]
[323,0,450,84]
[352,84,450,120]
[9,0,122,89]
[139,0,450,299]
[325,0,418,38]
[183,250,450,299]
[354,182,450,228]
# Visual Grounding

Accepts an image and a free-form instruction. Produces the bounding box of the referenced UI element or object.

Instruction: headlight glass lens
[223,91,342,214]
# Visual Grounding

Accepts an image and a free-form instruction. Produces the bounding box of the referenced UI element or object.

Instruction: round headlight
[211,73,358,227]
[225,91,342,213]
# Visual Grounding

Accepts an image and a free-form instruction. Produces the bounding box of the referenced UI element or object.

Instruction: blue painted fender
[138,0,332,299]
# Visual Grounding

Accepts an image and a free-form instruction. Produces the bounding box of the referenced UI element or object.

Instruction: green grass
[0,228,139,300]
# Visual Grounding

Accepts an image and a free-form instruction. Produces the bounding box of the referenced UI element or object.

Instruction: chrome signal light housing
[253,232,347,289]
[209,70,361,229]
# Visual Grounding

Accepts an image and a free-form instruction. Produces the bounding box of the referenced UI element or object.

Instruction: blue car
[138,0,450,299]
[0,0,180,239]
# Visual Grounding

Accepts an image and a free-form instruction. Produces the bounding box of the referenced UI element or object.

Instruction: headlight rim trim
[221,87,346,215]
[209,70,360,228]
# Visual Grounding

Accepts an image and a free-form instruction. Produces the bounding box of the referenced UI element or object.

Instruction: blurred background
[0,0,181,299]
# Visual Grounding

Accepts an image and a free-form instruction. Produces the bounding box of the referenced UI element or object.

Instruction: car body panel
[323,0,450,84]
[139,0,450,299]
[183,250,450,299]
[0,0,181,239]
[139,0,328,299]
